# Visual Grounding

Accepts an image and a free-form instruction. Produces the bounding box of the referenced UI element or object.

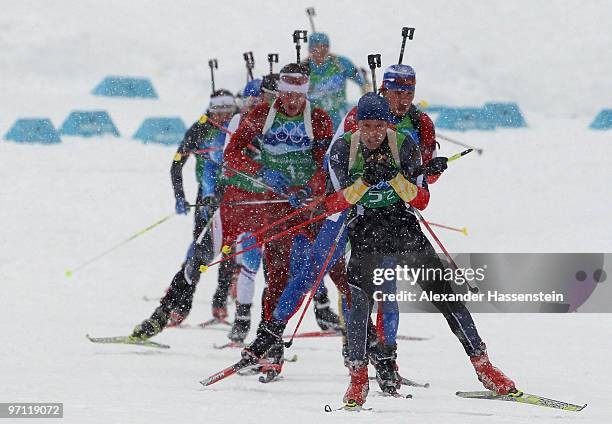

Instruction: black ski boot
[131,306,169,340]
[369,342,401,394]
[313,291,342,331]
[228,303,252,343]
[258,342,285,382]
[243,318,286,359]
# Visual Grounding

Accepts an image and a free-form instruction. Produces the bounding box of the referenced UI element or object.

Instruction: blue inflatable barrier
[483,102,527,127]
[4,118,61,144]
[59,111,120,137]
[92,76,158,98]
[133,117,187,145]
[419,104,448,114]
[435,108,495,131]
[589,109,612,130]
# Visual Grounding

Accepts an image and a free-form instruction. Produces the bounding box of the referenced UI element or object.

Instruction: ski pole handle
[398,27,415,64]
[367,54,381,93]
[208,59,218,92]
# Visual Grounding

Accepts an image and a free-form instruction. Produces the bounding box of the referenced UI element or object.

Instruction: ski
[369,375,430,388]
[198,317,232,328]
[283,330,340,338]
[200,358,255,386]
[379,388,412,399]
[202,355,299,385]
[282,330,429,341]
[142,295,160,302]
[399,375,430,388]
[324,402,373,412]
[455,390,587,412]
[213,342,245,350]
[86,334,170,349]
[396,335,430,341]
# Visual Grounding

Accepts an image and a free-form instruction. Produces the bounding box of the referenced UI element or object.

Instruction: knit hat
[382,64,416,92]
[208,89,237,112]
[356,93,390,121]
[278,63,310,93]
[308,32,330,50]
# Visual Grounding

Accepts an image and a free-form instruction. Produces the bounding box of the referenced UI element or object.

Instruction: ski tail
[86,334,170,349]
[456,390,587,412]
[200,358,255,386]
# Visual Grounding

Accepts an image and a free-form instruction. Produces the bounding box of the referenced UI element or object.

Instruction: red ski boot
[470,351,516,395]
[343,362,370,406]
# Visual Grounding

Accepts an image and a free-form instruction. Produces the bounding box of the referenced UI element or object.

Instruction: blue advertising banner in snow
[422,103,527,131]
[92,76,158,98]
[435,107,496,131]
[59,111,120,138]
[4,118,61,144]
[483,102,527,128]
[133,117,186,145]
[589,109,612,130]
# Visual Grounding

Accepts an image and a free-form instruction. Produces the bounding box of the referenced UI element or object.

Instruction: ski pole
[398,27,415,64]
[306,7,316,33]
[293,30,308,62]
[367,54,381,93]
[189,198,313,207]
[199,205,339,273]
[426,221,468,236]
[284,215,351,348]
[437,134,483,155]
[267,53,279,74]
[225,194,326,251]
[65,213,175,278]
[208,59,218,93]
[412,208,479,293]
[243,51,254,82]
[448,148,474,162]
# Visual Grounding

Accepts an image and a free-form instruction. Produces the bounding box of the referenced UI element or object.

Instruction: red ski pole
[412,208,478,293]
[284,216,350,348]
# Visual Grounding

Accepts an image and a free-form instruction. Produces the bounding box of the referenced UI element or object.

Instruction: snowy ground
[1,1,612,423]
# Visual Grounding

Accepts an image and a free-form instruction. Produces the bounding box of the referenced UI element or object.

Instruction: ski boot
[131,306,169,341]
[313,291,342,331]
[241,318,286,378]
[258,342,285,383]
[228,303,252,344]
[167,286,195,327]
[470,351,516,395]
[343,360,369,406]
[369,342,401,394]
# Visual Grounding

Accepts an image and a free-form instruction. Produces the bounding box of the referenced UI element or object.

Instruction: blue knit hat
[356,93,390,121]
[308,32,330,50]
[243,79,262,98]
[382,64,416,91]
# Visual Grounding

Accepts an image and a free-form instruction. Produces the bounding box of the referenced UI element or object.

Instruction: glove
[288,187,312,209]
[175,197,188,215]
[425,157,448,176]
[258,167,291,194]
[199,195,218,220]
[362,158,398,186]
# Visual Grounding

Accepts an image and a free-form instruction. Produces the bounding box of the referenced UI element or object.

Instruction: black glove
[362,156,398,186]
[425,157,448,176]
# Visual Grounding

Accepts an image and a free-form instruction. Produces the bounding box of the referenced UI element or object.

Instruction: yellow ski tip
[418,100,430,108]
[221,245,231,254]
[65,270,73,278]
[199,265,209,273]
[461,227,468,236]
[199,115,208,124]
